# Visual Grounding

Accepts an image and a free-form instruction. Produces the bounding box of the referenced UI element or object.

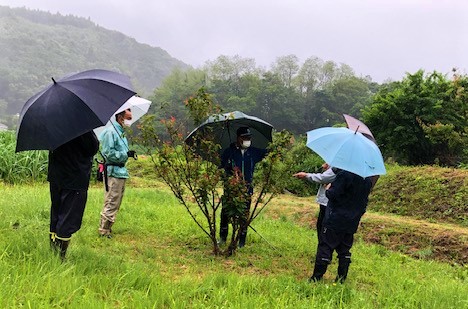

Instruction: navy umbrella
[185,111,273,160]
[16,69,136,152]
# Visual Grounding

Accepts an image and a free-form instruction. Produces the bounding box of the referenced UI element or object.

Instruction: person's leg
[335,233,354,283]
[49,182,61,251]
[238,198,251,248]
[316,204,327,241]
[55,188,88,259]
[310,227,339,281]
[99,177,125,236]
[219,207,229,243]
[55,189,88,237]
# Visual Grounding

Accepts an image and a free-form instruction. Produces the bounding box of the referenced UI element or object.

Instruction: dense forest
[0,5,188,119]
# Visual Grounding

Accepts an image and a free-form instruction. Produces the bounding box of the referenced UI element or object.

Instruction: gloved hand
[127,150,137,160]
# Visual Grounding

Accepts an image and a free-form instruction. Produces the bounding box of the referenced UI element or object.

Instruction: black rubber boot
[335,262,350,283]
[309,264,328,282]
[56,239,70,260]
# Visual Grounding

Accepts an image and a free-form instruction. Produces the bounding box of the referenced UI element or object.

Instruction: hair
[115,110,126,122]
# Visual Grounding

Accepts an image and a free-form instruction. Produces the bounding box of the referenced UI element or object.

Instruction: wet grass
[0,183,467,308]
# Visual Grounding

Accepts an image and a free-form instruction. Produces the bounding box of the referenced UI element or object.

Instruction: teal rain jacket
[99,121,129,179]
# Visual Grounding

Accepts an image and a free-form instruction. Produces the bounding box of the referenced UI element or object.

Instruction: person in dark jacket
[309,168,372,283]
[219,127,267,248]
[48,131,99,259]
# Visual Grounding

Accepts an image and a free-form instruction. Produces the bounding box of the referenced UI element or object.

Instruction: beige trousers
[99,177,126,236]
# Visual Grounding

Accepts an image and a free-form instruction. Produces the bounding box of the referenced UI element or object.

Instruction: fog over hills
[0,5,189,116]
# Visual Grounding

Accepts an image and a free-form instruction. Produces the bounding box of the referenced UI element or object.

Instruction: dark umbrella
[16,69,136,152]
[185,111,273,158]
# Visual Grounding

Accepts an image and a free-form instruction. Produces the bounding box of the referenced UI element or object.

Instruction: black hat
[237,127,252,137]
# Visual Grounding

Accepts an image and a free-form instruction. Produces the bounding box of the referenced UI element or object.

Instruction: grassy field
[0,182,467,308]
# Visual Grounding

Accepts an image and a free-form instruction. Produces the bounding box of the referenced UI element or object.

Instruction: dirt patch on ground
[265,195,468,265]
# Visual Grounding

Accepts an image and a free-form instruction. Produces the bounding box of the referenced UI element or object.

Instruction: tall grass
[0,183,466,308]
[0,131,48,184]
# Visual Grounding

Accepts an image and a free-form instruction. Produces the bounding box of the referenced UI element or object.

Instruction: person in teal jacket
[98,108,136,238]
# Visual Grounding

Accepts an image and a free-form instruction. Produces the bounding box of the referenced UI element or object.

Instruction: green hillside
[0,5,189,117]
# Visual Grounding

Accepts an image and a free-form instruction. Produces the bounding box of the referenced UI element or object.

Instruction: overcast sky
[1,0,467,83]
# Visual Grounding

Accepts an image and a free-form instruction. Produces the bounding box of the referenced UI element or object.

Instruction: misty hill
[0,5,189,116]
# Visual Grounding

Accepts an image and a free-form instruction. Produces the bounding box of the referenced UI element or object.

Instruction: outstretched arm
[293,168,336,184]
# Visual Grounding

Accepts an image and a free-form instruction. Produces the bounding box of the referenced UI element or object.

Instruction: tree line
[148,55,467,167]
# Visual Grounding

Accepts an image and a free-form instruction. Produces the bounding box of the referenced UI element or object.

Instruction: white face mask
[123,119,132,127]
[241,140,251,149]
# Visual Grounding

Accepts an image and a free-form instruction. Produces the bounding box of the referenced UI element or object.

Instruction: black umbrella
[185,111,274,159]
[16,69,136,152]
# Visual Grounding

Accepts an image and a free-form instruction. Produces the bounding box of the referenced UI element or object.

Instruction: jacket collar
[111,120,125,135]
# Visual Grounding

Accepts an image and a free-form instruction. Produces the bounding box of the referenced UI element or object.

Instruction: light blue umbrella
[306,127,386,178]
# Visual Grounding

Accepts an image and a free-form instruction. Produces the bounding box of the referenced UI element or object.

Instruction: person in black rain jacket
[48,131,99,259]
[309,168,372,283]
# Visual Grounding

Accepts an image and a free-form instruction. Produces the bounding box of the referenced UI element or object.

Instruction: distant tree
[296,56,324,96]
[204,55,259,81]
[204,55,262,114]
[363,70,468,166]
[254,72,304,133]
[271,55,300,88]
[147,68,207,135]
[302,76,375,129]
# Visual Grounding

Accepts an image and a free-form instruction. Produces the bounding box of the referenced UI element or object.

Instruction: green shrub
[276,136,324,197]
[0,131,48,184]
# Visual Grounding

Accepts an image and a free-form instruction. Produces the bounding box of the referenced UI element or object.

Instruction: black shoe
[309,264,328,282]
[336,262,350,283]
[308,275,323,283]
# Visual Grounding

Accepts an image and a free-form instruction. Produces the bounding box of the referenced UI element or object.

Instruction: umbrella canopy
[343,114,376,143]
[306,127,386,178]
[93,96,152,136]
[16,69,136,152]
[185,111,273,156]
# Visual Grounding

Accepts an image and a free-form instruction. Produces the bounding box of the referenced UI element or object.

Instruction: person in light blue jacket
[98,108,136,238]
